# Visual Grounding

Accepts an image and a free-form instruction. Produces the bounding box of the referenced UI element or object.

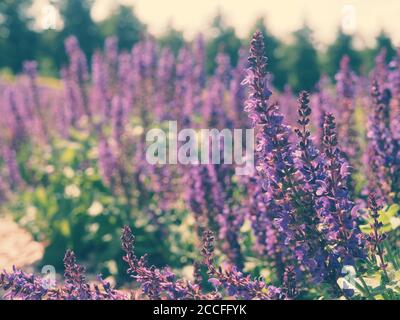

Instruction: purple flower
[111,95,126,145]
[245,176,279,259]
[192,34,206,89]
[242,31,272,125]
[366,80,399,203]
[243,31,298,277]
[311,76,334,147]
[121,226,218,300]
[155,48,176,120]
[23,61,38,80]
[215,52,232,88]
[64,36,91,120]
[0,266,49,300]
[0,252,126,300]
[98,137,117,187]
[217,204,244,270]
[91,52,111,121]
[335,56,360,163]
[174,45,200,125]
[185,164,224,236]
[365,193,389,278]
[3,87,27,144]
[316,114,365,269]
[201,230,281,300]
[2,146,23,190]
[105,36,118,66]
[230,48,248,127]
[118,52,134,109]
[282,266,298,299]
[63,250,92,300]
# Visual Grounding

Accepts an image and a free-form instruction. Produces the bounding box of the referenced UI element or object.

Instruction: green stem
[354,265,373,300]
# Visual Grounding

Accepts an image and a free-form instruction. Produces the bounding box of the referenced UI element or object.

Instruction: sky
[32,0,400,47]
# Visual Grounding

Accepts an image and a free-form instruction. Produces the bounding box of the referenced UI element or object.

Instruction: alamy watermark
[41,265,57,289]
[341,4,357,34]
[145,121,255,176]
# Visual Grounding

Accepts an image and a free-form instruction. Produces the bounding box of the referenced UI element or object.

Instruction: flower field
[0,29,400,300]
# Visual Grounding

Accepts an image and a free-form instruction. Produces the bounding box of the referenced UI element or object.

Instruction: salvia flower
[242,31,272,125]
[63,250,92,299]
[282,266,298,299]
[121,226,219,300]
[317,114,365,268]
[246,176,278,258]
[243,31,302,275]
[335,56,360,164]
[366,80,399,202]
[230,48,248,127]
[2,146,23,190]
[201,230,281,300]
[64,36,91,120]
[366,193,388,278]
[98,137,117,187]
[111,95,126,145]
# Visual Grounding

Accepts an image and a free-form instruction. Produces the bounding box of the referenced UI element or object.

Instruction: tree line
[0,0,397,92]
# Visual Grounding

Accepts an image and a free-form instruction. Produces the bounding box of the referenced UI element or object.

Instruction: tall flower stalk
[335,56,360,168]
[366,193,389,281]
[317,114,364,268]
[366,80,399,203]
[243,31,296,278]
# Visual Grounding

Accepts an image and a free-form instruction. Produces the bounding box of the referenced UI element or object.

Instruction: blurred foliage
[158,24,185,56]
[284,25,320,92]
[99,5,146,51]
[205,11,242,74]
[0,0,37,72]
[324,28,362,78]
[58,0,100,59]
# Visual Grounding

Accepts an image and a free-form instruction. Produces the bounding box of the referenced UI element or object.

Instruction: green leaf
[60,147,77,164]
[35,186,48,208]
[57,219,71,237]
[360,204,400,234]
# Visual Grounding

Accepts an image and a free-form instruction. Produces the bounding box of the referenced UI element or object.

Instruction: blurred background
[1,0,399,92]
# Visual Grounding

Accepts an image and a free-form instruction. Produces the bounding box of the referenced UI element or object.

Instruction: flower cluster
[0,226,282,300]
[242,32,366,294]
[0,250,126,300]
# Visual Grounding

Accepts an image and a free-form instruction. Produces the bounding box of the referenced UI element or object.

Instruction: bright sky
[32,0,400,47]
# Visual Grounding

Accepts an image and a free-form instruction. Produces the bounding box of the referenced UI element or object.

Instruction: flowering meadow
[0,30,400,300]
